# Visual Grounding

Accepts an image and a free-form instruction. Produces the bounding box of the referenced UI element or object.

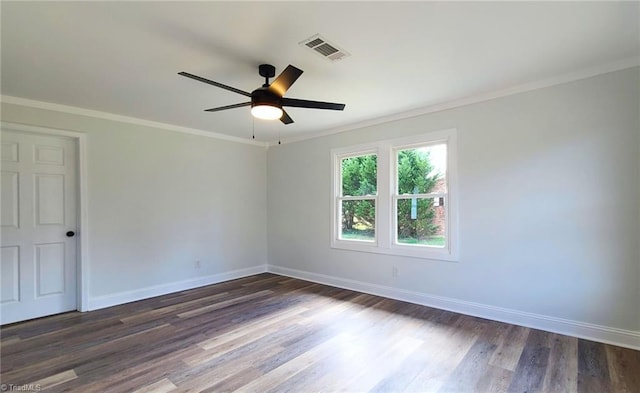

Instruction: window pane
[340,200,375,241]
[397,144,446,194]
[341,154,377,196]
[397,198,445,247]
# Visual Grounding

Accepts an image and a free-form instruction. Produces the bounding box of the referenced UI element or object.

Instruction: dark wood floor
[1,273,639,392]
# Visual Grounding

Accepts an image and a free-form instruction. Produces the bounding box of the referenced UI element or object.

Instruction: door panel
[35,145,65,166]
[1,246,20,304]
[35,243,66,297]
[1,142,19,162]
[0,130,77,324]
[35,174,65,225]
[1,171,19,228]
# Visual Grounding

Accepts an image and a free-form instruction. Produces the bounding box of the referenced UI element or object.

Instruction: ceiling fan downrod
[258,64,276,87]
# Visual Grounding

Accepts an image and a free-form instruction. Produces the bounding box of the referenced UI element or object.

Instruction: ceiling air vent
[299,34,350,62]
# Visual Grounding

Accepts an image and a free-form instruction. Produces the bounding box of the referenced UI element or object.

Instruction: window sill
[330,240,458,262]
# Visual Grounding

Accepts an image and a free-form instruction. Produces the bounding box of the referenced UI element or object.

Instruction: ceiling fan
[179,64,345,124]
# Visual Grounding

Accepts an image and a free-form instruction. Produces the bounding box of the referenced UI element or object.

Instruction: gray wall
[1,66,637,342]
[1,103,268,301]
[267,67,640,332]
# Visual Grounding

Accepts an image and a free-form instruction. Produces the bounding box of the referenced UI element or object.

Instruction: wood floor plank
[542,333,579,393]
[339,335,424,393]
[198,367,264,393]
[167,323,314,389]
[273,299,420,393]
[474,365,513,393]
[507,329,552,393]
[403,315,484,392]
[119,291,230,324]
[131,378,177,393]
[67,347,201,393]
[184,316,307,367]
[197,305,309,350]
[172,344,281,392]
[271,334,381,393]
[437,339,498,393]
[32,369,77,390]
[606,345,640,393]
[234,332,355,392]
[0,335,20,346]
[369,336,444,392]
[176,289,273,318]
[0,273,638,393]
[578,339,612,393]
[277,299,425,393]
[1,317,161,372]
[1,315,124,358]
[2,323,176,384]
[489,323,529,371]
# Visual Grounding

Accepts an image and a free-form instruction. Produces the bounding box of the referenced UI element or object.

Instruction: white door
[1,130,77,325]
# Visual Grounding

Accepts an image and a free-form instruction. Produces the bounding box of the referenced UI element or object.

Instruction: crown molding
[271,56,640,146]
[0,95,268,148]
[2,56,637,149]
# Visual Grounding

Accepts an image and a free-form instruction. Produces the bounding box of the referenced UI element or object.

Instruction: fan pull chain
[278,132,281,145]
[252,118,255,140]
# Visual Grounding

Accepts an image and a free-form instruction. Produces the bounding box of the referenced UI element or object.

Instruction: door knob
[66,231,75,237]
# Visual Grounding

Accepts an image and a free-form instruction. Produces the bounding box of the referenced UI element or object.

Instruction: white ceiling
[2,2,638,143]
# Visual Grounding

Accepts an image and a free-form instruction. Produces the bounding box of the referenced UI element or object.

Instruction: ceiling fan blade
[282,97,346,111]
[269,65,303,97]
[280,110,294,125]
[204,102,251,112]
[179,72,251,97]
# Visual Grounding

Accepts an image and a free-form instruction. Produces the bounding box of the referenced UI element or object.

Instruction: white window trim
[331,145,381,249]
[331,128,459,261]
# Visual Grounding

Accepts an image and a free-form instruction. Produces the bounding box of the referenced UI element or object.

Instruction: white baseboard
[267,264,640,350]
[88,264,267,311]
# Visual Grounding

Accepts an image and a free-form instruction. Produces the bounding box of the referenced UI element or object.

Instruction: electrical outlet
[392,266,398,277]
[195,260,201,269]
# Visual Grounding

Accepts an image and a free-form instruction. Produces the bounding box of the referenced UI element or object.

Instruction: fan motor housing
[251,87,281,108]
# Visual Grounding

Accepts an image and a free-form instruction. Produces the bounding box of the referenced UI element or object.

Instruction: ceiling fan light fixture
[180,63,345,126]
[251,103,283,120]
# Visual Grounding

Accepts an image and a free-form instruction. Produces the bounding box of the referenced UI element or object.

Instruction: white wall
[1,103,267,307]
[267,67,640,343]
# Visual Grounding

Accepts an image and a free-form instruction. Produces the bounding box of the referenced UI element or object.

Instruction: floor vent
[299,34,350,62]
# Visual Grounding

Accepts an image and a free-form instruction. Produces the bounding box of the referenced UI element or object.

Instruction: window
[337,152,377,243]
[394,143,448,248]
[331,129,458,261]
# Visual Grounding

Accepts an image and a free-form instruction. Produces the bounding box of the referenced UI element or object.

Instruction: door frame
[1,121,89,312]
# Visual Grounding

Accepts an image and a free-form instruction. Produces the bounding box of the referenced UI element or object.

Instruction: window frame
[391,140,452,259]
[332,147,381,250]
[331,129,459,261]
[335,149,379,245]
